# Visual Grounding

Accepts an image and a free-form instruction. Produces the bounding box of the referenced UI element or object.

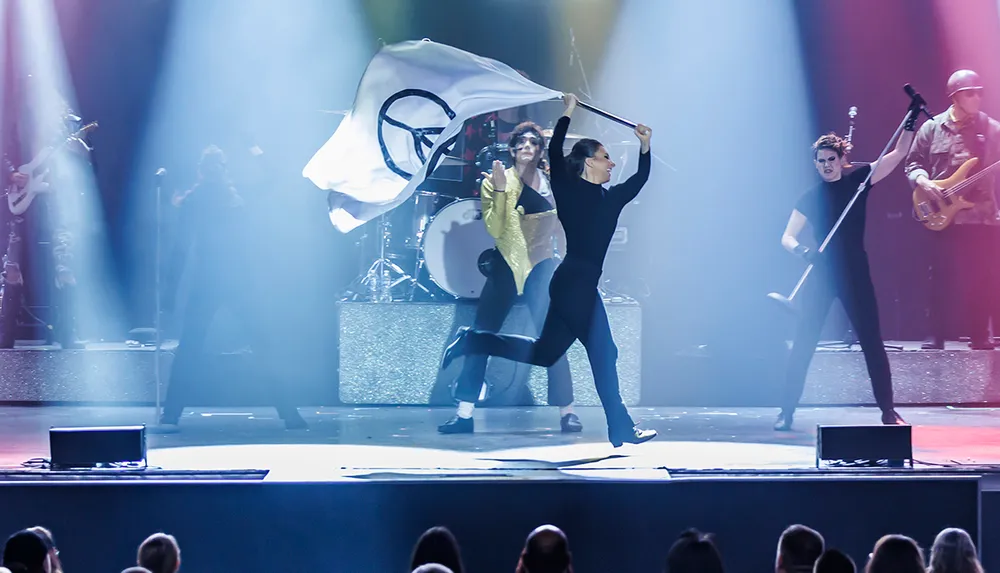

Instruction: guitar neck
[952,159,1000,195]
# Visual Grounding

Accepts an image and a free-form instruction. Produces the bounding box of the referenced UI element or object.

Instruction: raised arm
[607,124,653,206]
[547,94,578,190]
[869,105,918,185]
[480,162,510,239]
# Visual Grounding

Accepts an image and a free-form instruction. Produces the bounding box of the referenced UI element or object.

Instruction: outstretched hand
[634,124,652,152]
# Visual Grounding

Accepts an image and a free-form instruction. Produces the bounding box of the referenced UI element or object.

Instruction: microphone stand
[767,106,917,312]
[154,168,165,423]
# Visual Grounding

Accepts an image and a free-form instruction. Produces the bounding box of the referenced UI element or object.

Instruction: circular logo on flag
[377,89,458,180]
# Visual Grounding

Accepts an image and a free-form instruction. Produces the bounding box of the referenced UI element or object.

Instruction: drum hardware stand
[349,213,433,302]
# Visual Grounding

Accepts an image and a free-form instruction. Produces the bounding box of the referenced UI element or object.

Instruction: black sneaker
[560,413,583,433]
[438,416,474,434]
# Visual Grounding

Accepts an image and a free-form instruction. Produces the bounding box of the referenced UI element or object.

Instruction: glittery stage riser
[337,301,643,406]
[801,345,1000,405]
[0,347,167,402]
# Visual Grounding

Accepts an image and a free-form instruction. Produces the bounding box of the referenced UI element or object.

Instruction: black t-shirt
[795,164,873,263]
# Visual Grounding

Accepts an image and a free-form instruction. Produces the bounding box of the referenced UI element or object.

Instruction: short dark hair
[137,533,180,573]
[410,527,463,573]
[778,524,825,573]
[2,530,48,573]
[666,529,724,573]
[866,535,925,573]
[815,549,856,573]
[812,132,851,159]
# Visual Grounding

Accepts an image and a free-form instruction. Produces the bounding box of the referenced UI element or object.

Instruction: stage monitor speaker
[816,424,912,468]
[49,425,147,469]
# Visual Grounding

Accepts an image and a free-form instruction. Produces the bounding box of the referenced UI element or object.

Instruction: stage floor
[2,405,1000,482]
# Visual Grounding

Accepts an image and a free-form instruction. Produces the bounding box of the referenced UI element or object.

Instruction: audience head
[777,525,826,573]
[815,549,856,573]
[412,566,453,573]
[866,535,925,573]
[2,530,50,573]
[929,528,981,573]
[665,529,725,573]
[517,525,572,573]
[25,528,60,573]
[410,527,463,573]
[137,533,181,573]
[122,568,152,573]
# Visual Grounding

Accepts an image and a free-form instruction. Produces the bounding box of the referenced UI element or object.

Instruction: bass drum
[422,198,496,299]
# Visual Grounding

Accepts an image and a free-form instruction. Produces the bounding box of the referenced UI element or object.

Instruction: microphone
[848,106,858,119]
[904,84,933,118]
[155,168,166,177]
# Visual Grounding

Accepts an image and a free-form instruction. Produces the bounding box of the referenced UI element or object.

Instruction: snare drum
[422,198,495,299]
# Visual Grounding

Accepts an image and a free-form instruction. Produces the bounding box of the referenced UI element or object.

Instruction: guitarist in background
[905,69,1000,350]
[0,74,87,349]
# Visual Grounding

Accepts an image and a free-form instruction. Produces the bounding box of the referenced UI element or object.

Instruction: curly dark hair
[509,121,547,169]
[812,132,852,159]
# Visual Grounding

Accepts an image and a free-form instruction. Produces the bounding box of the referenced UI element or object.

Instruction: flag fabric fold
[303,39,562,233]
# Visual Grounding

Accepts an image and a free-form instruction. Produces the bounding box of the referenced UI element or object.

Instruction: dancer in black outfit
[155,145,306,432]
[442,94,657,446]
[774,116,915,431]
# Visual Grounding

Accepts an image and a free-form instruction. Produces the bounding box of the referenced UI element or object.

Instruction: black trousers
[782,257,894,413]
[453,253,574,406]
[162,283,297,422]
[462,257,632,431]
[926,224,1000,343]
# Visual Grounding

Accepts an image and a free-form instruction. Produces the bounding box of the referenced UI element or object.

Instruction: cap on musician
[947,69,983,117]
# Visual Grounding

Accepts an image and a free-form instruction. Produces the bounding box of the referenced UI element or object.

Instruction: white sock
[559,404,575,417]
[457,401,475,419]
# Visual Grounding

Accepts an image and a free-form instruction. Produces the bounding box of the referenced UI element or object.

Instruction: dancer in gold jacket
[438,121,579,434]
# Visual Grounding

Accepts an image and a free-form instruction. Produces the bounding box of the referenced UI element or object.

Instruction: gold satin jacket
[481,167,566,295]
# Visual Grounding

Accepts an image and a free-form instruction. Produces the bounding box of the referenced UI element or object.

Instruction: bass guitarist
[0,73,88,349]
[905,69,1000,350]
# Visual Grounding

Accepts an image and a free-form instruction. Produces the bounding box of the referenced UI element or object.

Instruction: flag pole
[574,99,637,129]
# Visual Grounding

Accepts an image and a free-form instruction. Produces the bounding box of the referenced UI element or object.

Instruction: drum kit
[342,146,506,303]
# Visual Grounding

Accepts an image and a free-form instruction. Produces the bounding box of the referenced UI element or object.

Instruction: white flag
[303,39,562,232]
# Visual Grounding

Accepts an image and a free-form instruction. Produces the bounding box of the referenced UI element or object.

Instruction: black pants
[783,258,894,413]
[453,253,574,406]
[927,225,1000,343]
[462,257,632,431]
[162,283,297,422]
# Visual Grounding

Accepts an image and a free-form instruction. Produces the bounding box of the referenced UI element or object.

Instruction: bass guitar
[6,121,98,216]
[912,156,1000,231]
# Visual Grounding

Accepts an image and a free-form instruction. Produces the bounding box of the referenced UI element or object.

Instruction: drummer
[437,120,580,435]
